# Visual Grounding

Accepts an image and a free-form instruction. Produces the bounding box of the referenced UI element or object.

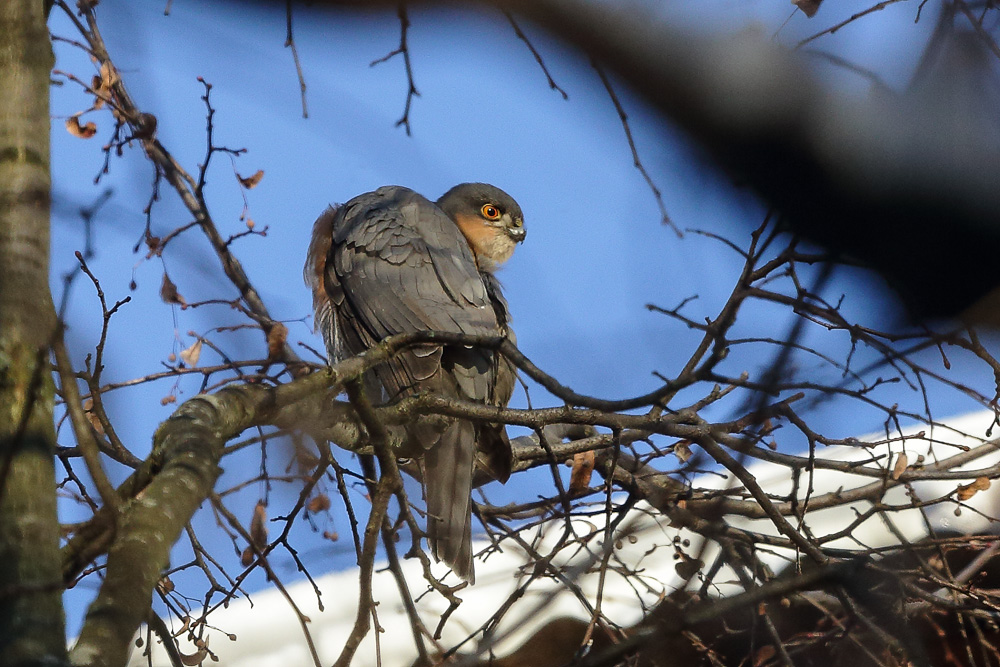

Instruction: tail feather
[424,420,476,582]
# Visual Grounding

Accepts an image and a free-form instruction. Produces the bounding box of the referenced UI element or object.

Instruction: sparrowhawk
[304,184,525,582]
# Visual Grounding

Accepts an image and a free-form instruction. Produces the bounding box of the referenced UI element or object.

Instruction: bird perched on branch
[304,184,525,582]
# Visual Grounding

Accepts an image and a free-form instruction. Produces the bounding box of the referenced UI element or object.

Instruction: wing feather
[326,186,500,399]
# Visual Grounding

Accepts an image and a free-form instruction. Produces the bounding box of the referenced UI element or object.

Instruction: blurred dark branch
[306,0,1000,318]
[957,1,1000,62]
[519,0,1000,319]
[529,0,1000,319]
[54,187,112,320]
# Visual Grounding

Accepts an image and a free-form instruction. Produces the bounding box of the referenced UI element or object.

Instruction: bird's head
[437,182,525,272]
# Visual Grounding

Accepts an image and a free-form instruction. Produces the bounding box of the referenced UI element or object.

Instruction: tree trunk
[0,1,66,665]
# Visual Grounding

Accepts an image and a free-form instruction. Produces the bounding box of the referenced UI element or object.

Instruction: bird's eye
[481,204,501,220]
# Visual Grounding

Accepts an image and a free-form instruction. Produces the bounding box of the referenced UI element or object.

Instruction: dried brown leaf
[82,397,105,436]
[307,494,331,513]
[145,235,162,257]
[92,61,118,109]
[179,645,208,666]
[295,445,320,471]
[160,273,187,307]
[675,556,702,580]
[90,75,106,110]
[238,169,264,189]
[568,450,595,493]
[673,439,692,463]
[249,500,268,549]
[156,576,174,595]
[957,477,991,501]
[66,116,97,139]
[179,339,202,368]
[891,453,908,480]
[792,0,823,17]
[267,322,288,361]
[99,61,118,89]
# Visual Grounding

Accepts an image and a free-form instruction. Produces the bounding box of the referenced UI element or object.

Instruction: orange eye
[481,204,501,220]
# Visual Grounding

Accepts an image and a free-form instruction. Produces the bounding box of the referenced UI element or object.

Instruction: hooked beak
[507,221,526,243]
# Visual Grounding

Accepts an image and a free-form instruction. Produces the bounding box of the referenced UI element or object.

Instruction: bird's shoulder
[327,186,497,333]
[332,186,463,258]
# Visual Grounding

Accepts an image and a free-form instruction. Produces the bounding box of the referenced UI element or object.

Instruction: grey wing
[483,272,517,405]
[328,186,501,399]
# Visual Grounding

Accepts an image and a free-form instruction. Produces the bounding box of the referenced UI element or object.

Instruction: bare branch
[371,3,420,135]
[285,0,309,118]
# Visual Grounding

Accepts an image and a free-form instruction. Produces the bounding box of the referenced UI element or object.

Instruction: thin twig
[52,332,119,513]
[504,11,568,99]
[285,0,309,118]
[796,0,910,48]
[371,3,420,135]
[592,59,679,236]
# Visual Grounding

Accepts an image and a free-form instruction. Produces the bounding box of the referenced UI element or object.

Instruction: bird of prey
[304,184,525,582]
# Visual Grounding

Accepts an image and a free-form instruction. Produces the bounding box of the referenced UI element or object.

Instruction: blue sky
[47,0,996,639]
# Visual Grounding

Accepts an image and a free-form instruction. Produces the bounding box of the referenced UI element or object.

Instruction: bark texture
[0,1,65,665]
[68,369,362,666]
